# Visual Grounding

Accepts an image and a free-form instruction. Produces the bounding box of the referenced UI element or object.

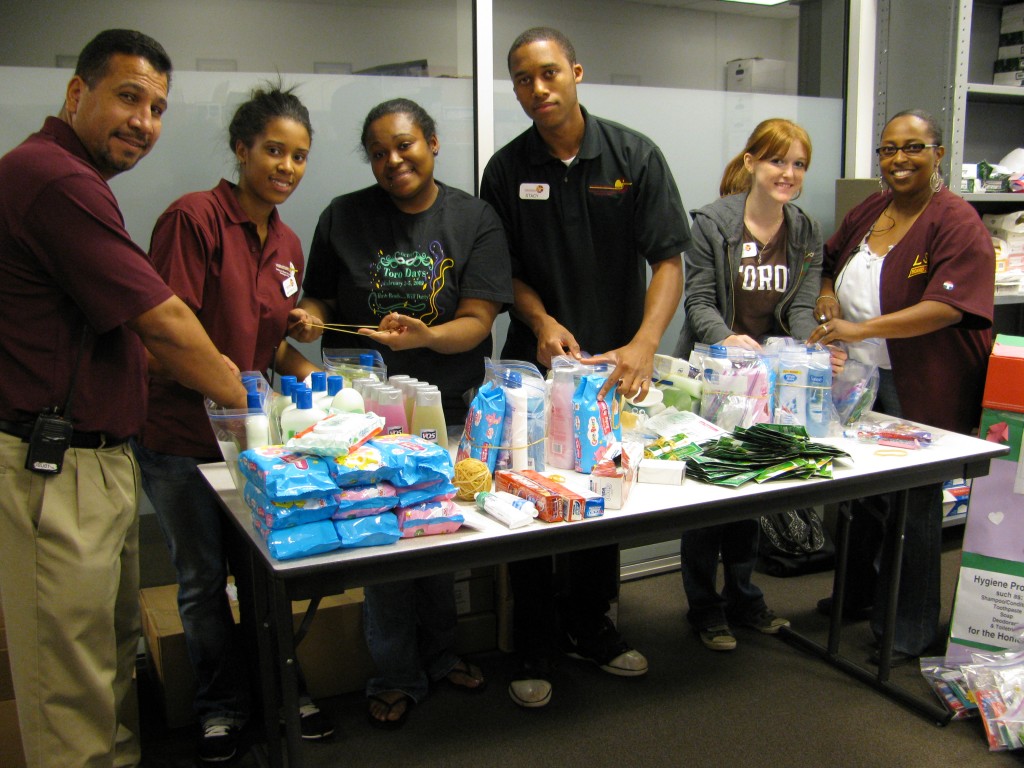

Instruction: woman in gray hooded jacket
[674,118,823,652]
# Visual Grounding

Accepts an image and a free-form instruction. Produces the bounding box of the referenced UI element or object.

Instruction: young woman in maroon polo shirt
[134,83,328,763]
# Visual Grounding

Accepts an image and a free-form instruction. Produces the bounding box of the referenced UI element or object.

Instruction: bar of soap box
[636,458,687,486]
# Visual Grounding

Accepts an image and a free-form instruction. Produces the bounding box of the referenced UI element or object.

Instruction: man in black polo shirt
[481,26,690,708]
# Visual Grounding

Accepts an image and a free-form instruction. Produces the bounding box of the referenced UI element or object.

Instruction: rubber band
[874,448,908,457]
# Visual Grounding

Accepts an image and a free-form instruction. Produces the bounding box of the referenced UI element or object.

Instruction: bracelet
[816,295,840,305]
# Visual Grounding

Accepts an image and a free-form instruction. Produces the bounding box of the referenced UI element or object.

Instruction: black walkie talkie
[25,410,74,474]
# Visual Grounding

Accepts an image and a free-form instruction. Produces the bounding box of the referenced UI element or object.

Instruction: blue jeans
[363,574,460,703]
[680,519,767,630]
[841,368,942,655]
[132,441,249,727]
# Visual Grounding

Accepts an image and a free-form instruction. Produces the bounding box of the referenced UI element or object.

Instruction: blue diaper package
[239,446,337,499]
[328,434,453,488]
[395,478,457,507]
[243,482,337,530]
[258,519,341,560]
[572,373,621,474]
[334,512,402,548]
[456,380,506,472]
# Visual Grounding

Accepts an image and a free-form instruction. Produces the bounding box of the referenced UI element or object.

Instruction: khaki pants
[0,433,141,768]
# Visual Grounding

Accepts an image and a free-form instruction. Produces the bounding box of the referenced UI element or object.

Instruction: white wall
[1,0,798,92]
[1,0,467,76]
[493,0,799,90]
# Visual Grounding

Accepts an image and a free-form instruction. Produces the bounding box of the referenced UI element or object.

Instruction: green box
[979,408,1024,463]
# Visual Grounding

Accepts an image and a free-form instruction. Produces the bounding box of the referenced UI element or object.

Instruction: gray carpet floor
[138,531,1024,767]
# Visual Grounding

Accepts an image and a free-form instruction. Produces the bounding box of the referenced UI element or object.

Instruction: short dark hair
[228,80,314,155]
[75,29,172,90]
[886,108,943,146]
[359,98,437,160]
[507,27,577,72]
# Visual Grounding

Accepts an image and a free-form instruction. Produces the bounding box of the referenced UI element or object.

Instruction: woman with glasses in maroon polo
[807,109,994,665]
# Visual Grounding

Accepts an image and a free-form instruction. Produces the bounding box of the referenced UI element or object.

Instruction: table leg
[779,489,952,725]
[272,578,305,767]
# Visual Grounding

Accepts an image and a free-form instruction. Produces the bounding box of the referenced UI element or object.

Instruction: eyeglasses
[875,143,939,158]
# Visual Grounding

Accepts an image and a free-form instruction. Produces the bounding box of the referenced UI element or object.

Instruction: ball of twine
[453,458,492,500]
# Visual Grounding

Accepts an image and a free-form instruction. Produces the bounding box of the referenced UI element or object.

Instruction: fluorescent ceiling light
[720,0,788,6]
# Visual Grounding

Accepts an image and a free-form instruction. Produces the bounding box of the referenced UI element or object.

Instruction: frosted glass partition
[492,82,844,356]
[0,67,476,254]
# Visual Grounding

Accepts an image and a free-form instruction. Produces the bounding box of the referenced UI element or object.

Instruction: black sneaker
[732,608,790,635]
[299,701,335,740]
[563,617,648,677]
[197,722,239,763]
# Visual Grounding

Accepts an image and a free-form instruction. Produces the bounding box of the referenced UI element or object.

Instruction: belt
[0,419,129,449]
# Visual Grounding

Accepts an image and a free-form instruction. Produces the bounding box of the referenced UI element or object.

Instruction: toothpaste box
[520,470,604,521]
[494,470,564,523]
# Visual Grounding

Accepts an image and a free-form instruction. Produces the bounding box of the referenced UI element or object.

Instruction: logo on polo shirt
[589,178,633,197]
[907,252,929,278]
[520,183,550,200]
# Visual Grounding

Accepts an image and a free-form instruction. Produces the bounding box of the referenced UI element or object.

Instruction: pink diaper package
[396,499,465,538]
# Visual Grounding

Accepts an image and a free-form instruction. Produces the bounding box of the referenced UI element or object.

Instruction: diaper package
[572,373,621,474]
[334,513,402,548]
[456,380,506,472]
[330,483,400,520]
[397,499,465,538]
[243,482,338,530]
[239,446,338,500]
[255,519,341,560]
[329,434,453,488]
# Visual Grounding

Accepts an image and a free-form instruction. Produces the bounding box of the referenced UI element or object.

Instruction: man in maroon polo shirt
[0,29,248,768]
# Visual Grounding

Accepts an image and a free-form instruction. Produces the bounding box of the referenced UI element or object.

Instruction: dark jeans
[837,367,943,655]
[680,519,767,630]
[132,441,249,727]
[508,544,620,660]
[363,575,460,703]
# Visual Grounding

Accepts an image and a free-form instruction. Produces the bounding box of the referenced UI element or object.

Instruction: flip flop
[445,659,488,694]
[366,692,414,730]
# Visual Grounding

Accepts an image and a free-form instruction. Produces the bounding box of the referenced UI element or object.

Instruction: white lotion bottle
[280,386,326,441]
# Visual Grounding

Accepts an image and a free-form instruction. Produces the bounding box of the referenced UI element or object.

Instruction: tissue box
[637,458,687,485]
[588,443,641,510]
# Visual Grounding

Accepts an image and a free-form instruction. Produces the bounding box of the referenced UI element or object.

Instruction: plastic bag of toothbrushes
[962,651,1024,750]
[691,344,772,432]
[830,355,879,426]
[483,358,546,472]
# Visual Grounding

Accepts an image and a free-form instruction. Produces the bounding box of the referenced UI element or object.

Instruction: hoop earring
[929,169,943,193]
[878,176,888,192]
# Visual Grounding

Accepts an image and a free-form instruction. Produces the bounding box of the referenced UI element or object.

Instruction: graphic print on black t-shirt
[368,241,454,325]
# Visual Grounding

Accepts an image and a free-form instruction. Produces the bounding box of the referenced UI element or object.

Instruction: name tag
[282,275,298,297]
[519,183,550,200]
[741,241,758,260]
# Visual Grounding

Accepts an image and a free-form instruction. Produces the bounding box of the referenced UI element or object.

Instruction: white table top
[200,421,1007,592]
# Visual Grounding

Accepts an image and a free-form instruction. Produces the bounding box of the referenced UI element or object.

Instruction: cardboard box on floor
[140,568,497,730]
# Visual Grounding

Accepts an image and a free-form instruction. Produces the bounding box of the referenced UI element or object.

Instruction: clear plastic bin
[322,348,387,387]
[205,371,272,492]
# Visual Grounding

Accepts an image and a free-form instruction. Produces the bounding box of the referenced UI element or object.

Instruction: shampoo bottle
[409,385,447,448]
